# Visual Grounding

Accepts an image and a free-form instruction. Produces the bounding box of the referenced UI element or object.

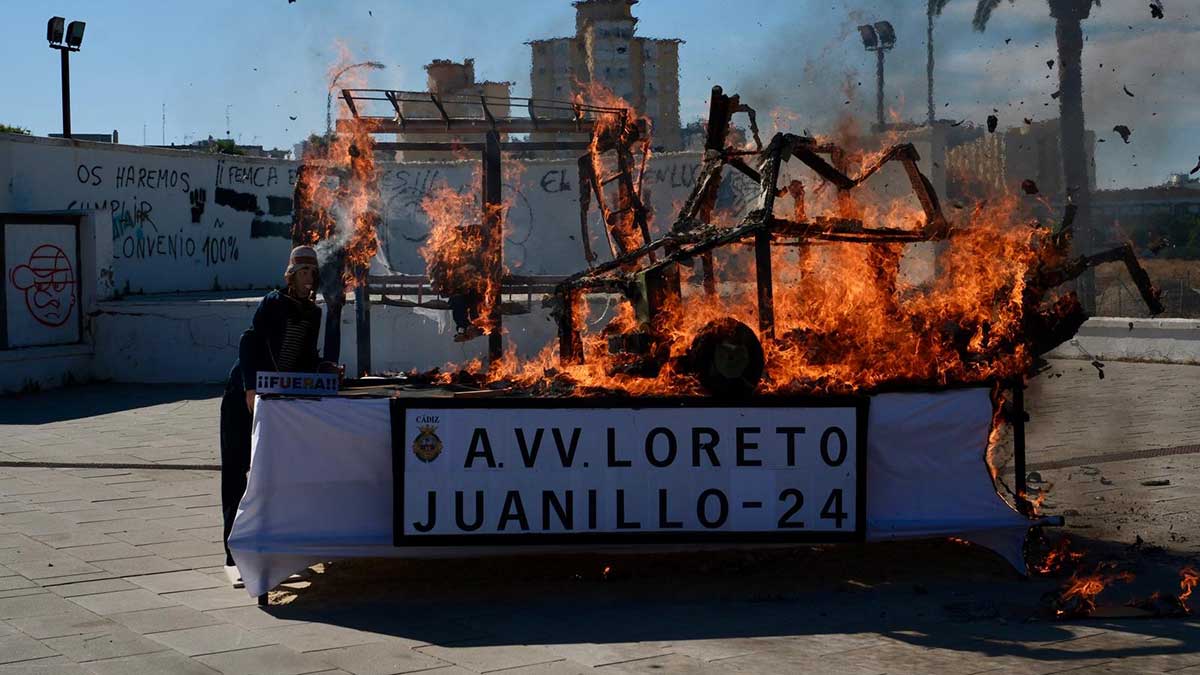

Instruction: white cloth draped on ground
[228,388,1033,597]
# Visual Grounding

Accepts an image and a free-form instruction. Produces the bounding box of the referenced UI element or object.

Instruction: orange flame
[1056,568,1135,617]
[1181,566,1199,611]
[420,162,525,336]
[573,80,650,256]
[1033,537,1085,576]
[294,45,380,290]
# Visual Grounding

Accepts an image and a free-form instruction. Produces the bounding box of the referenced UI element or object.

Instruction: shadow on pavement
[252,539,1200,665]
[0,382,223,424]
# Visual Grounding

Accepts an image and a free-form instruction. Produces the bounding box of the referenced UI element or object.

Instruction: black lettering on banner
[552,428,581,467]
[658,489,683,528]
[820,427,848,467]
[498,490,529,531]
[776,427,806,466]
[465,428,497,468]
[607,427,631,467]
[587,489,598,529]
[777,488,805,528]
[820,489,848,528]
[697,489,729,529]
[616,489,641,529]
[735,427,762,466]
[455,491,483,531]
[413,491,436,532]
[692,427,720,467]
[542,490,572,530]
[645,427,677,467]
[515,428,544,467]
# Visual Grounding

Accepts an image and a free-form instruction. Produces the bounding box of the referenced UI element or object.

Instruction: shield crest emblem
[412,424,443,463]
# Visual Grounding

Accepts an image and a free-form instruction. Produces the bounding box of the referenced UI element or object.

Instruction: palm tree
[974,0,1101,311]
[927,0,954,126]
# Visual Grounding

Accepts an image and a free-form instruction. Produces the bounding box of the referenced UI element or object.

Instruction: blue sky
[0,0,1194,188]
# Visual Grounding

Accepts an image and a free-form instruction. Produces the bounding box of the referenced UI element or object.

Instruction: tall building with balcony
[528,0,682,151]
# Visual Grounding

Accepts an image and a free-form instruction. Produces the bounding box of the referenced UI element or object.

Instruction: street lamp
[326,61,385,138]
[857,20,895,130]
[47,16,85,139]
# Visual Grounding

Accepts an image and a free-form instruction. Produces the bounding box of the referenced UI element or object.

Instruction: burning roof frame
[332,88,653,369]
[552,86,954,378]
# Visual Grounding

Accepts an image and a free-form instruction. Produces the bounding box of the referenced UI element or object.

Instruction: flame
[420,161,526,337]
[1181,566,1199,611]
[573,80,650,256]
[1056,568,1135,618]
[431,101,1063,402]
[294,44,381,290]
[1033,537,1085,576]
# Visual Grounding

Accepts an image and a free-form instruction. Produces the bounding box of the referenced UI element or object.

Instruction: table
[228,387,1034,597]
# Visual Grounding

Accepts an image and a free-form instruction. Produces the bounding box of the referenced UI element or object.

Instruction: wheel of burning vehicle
[685,318,765,398]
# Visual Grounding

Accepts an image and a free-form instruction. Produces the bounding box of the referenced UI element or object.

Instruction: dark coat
[227,290,322,391]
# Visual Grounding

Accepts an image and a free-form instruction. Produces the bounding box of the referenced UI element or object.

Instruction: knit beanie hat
[286,246,319,274]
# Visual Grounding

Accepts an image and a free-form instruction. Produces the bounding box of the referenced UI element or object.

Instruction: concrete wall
[1044,317,1200,365]
[0,133,299,295]
[375,152,758,276]
[87,293,570,385]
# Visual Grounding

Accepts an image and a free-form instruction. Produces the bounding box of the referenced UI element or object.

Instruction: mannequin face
[287,267,318,299]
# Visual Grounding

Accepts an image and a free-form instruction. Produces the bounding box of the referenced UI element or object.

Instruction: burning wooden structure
[550,85,1163,399]
[307,88,656,372]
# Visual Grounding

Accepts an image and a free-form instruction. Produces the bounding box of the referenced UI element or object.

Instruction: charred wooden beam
[1039,242,1163,315]
[482,130,504,364]
[555,290,583,365]
[577,156,598,266]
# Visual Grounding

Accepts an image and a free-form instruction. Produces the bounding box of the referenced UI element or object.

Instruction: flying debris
[987,115,998,133]
[1114,125,1132,143]
[1150,1,1164,19]
[289,115,298,120]
[1123,85,1135,97]
[1051,90,1061,99]
[1190,156,1200,175]
[1046,59,1055,70]
[1024,117,1033,125]
[950,119,966,127]
[1021,179,1040,195]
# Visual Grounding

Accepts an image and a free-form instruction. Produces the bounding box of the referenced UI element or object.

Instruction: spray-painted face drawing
[10,244,76,328]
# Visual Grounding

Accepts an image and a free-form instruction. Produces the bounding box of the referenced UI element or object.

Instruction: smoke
[725,9,868,137]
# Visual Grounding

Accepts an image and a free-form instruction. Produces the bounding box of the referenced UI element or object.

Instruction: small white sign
[395,402,865,544]
[255,371,338,396]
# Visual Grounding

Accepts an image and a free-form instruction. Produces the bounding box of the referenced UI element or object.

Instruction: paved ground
[0,359,1197,674]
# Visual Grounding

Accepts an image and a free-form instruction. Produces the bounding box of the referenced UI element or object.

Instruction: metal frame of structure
[552,85,952,365]
[332,89,650,370]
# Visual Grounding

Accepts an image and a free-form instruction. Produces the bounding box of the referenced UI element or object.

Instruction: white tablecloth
[228,388,1032,596]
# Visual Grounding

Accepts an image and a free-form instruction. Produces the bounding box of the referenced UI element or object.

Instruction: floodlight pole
[59,47,71,139]
[875,49,885,129]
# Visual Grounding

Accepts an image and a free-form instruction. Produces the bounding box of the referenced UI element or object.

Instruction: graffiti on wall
[10,139,304,293]
[2,136,762,292]
[9,243,76,328]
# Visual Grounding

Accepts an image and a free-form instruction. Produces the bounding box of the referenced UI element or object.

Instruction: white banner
[394,401,865,544]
